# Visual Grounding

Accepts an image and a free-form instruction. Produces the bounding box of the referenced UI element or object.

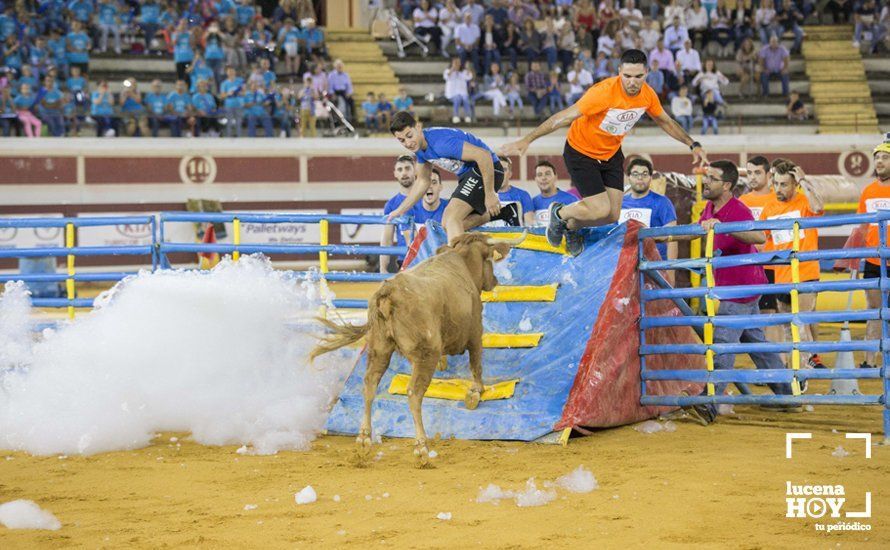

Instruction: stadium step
[803,26,879,133]
[327,29,401,102]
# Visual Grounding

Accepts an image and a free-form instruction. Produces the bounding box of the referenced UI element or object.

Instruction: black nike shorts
[451,162,505,215]
[563,141,625,197]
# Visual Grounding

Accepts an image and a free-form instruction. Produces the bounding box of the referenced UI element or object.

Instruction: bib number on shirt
[598,107,647,136]
[866,198,890,226]
[769,211,803,245]
[618,207,653,227]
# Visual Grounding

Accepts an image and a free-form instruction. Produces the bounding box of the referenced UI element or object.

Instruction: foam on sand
[0,256,358,456]
[0,500,61,530]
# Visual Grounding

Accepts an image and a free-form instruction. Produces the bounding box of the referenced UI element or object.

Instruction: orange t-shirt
[567,76,664,161]
[739,190,777,222]
[760,192,819,283]
[856,179,890,266]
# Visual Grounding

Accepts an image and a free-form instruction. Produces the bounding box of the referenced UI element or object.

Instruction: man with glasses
[619,157,678,282]
[665,160,796,425]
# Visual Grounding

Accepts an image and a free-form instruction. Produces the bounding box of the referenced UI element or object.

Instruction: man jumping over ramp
[499,49,708,255]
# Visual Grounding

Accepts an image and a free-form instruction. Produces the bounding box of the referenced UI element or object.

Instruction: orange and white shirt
[857,179,890,266]
[739,190,777,222]
[567,76,664,161]
[760,192,819,283]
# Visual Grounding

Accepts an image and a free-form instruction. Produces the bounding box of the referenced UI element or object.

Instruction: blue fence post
[638,233,648,403]
[150,215,158,272]
[879,218,890,443]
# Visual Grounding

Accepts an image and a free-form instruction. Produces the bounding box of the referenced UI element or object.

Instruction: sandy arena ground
[2,285,890,548]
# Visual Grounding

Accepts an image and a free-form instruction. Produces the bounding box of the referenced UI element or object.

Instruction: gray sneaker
[546,202,567,247]
[564,229,585,256]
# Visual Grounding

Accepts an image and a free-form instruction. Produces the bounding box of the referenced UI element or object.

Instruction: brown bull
[311,233,514,467]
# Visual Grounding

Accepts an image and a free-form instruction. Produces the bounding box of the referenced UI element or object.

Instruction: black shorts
[758,269,778,310]
[863,261,885,279]
[563,141,625,197]
[451,162,505,215]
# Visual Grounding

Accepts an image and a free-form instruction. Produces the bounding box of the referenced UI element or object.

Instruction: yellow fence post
[65,222,76,320]
[319,219,329,274]
[690,171,705,311]
[703,227,717,396]
[789,222,802,396]
[232,218,241,262]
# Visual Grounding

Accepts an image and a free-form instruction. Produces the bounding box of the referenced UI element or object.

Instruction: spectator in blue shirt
[16,65,39,93]
[220,65,244,136]
[1,87,17,136]
[119,78,150,137]
[188,55,216,93]
[90,80,117,137]
[3,36,24,76]
[327,59,355,121]
[377,92,394,131]
[139,0,162,54]
[411,168,449,228]
[144,78,167,137]
[165,79,192,137]
[40,73,65,136]
[13,83,42,137]
[646,58,666,97]
[531,160,578,227]
[619,158,678,274]
[67,0,94,24]
[244,79,273,137]
[66,64,88,114]
[361,92,379,132]
[302,18,326,58]
[236,0,256,27]
[97,0,122,54]
[172,19,194,81]
[29,36,50,76]
[278,18,302,79]
[191,79,218,137]
[203,23,226,85]
[66,20,91,74]
[259,58,276,89]
[393,87,414,115]
[381,154,417,273]
[47,28,68,74]
[491,156,534,226]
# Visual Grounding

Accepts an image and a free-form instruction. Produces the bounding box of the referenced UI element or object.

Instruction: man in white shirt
[443,56,473,123]
[675,40,702,82]
[454,12,481,73]
[663,16,689,54]
[460,0,486,26]
[639,17,661,51]
[566,59,593,103]
[619,0,645,29]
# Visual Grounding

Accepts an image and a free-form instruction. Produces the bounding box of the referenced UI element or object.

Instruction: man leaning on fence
[664,160,796,425]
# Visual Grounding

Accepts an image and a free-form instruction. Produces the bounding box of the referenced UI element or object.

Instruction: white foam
[0,256,358,456]
[0,500,61,530]
[514,478,557,507]
[436,512,452,520]
[831,446,850,458]
[555,466,598,493]
[294,485,317,505]
[476,484,514,504]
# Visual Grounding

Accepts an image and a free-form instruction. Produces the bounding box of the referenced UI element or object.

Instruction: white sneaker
[451,116,460,123]
[853,40,861,49]
[463,116,472,123]
[279,130,287,138]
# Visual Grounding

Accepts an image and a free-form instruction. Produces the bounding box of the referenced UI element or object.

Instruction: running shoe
[492,202,520,226]
[546,202,567,247]
[807,354,827,369]
[684,404,717,426]
[564,229,585,256]
[859,361,878,369]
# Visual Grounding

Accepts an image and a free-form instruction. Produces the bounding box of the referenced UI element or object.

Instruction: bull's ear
[491,242,511,262]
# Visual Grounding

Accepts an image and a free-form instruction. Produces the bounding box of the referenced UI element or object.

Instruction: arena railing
[157,212,412,309]
[638,211,890,440]
[0,215,158,319]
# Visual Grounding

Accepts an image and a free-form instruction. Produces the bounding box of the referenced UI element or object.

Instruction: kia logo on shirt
[116,224,152,239]
[616,111,638,122]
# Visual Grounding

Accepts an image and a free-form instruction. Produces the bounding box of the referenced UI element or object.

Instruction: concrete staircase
[327,30,401,105]
[803,25,879,134]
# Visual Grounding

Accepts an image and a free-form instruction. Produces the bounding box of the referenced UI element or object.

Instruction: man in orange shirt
[741,155,785,353]
[499,49,708,256]
[760,160,825,372]
[856,141,890,369]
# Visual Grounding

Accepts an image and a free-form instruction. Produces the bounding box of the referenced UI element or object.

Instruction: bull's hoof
[355,433,372,463]
[413,443,434,469]
[464,388,481,410]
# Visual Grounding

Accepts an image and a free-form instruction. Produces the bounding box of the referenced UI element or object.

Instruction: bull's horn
[487,230,528,247]
[493,249,504,261]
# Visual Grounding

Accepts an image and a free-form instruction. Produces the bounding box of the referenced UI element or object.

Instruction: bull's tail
[310,316,370,362]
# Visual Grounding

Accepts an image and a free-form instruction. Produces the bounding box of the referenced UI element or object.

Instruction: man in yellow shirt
[760,160,825,370]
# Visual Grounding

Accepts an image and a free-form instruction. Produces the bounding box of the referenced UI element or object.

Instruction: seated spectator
[393,87,415,115]
[244,80,273,137]
[16,65,39,92]
[646,59,665,96]
[593,51,612,82]
[29,36,50,77]
[166,79,192,137]
[639,18,662,52]
[597,19,619,56]
[686,0,709,49]
[650,38,679,90]
[545,70,564,114]
[487,0,510,27]
[508,0,540,28]
[90,80,116,137]
[776,0,804,54]
[377,92,394,129]
[119,78,149,137]
[3,36,23,79]
[616,19,639,52]
[66,20,91,75]
[598,0,618,29]
[188,55,216,93]
[362,92,379,132]
[454,12,481,73]
[567,58,594,103]
[759,34,790,97]
[327,59,355,121]
[573,0,598,34]
[620,0,645,30]
[854,0,883,52]
[220,66,245,137]
[480,62,507,117]
[531,160,578,227]
[709,3,735,57]
[414,0,442,55]
[277,18,303,79]
[701,90,719,134]
[47,29,68,76]
[39,73,65,137]
[480,14,503,74]
[732,0,756,49]
[500,20,521,71]
[504,71,523,115]
[663,16,689,54]
[755,0,780,47]
[735,36,758,97]
[671,84,693,132]
[519,17,543,70]
[443,56,472,123]
[692,58,729,103]
[236,0,257,27]
[140,0,163,54]
[192,79,219,137]
[524,60,549,118]
[0,87,16,136]
[144,79,167,137]
[664,0,687,27]
[302,18,327,58]
[438,0,461,57]
[786,91,808,120]
[461,0,485,25]
[675,39,703,84]
[298,76,318,137]
[97,0,123,55]
[14,83,41,137]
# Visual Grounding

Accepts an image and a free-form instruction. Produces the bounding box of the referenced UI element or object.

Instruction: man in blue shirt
[144,78,167,137]
[411,168,449,228]
[220,65,244,137]
[619,158,677,281]
[191,79,218,136]
[380,154,416,273]
[244,80,273,137]
[387,111,512,243]
[66,20,91,74]
[531,160,578,227]
[165,79,191,137]
[40,73,65,136]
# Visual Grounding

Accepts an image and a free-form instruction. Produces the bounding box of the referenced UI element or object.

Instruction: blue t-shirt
[192,92,215,113]
[67,0,93,22]
[173,32,193,63]
[383,193,411,251]
[66,31,90,63]
[235,4,255,26]
[411,199,449,228]
[498,186,534,222]
[166,91,190,115]
[244,90,268,116]
[121,95,144,113]
[415,127,499,177]
[98,3,117,26]
[48,37,68,63]
[90,91,114,116]
[205,35,224,60]
[220,78,244,109]
[189,64,215,92]
[66,75,86,92]
[140,2,160,23]
[620,191,677,259]
[13,93,35,110]
[262,70,276,89]
[393,96,413,111]
[144,92,166,115]
[532,190,579,226]
[362,100,378,117]
[42,88,64,112]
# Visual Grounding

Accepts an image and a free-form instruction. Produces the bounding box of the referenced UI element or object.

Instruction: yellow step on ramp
[482,332,543,348]
[480,232,568,255]
[388,374,519,402]
[481,283,558,302]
